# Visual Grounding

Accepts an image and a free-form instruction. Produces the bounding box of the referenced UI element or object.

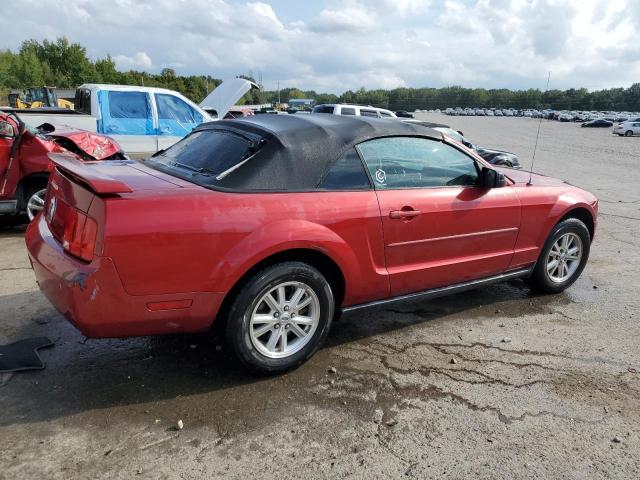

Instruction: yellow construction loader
[8,87,74,109]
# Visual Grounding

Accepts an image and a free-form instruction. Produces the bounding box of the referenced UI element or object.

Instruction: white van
[312,104,397,119]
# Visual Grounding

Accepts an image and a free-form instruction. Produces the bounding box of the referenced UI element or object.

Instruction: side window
[340,107,356,116]
[356,137,479,189]
[155,94,203,123]
[99,90,153,135]
[319,148,371,190]
[108,91,150,119]
[155,93,204,136]
[312,105,335,114]
[360,109,378,117]
[380,111,393,118]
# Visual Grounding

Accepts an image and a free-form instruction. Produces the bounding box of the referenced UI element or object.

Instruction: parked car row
[442,108,520,117]
[433,107,640,137]
[438,107,640,124]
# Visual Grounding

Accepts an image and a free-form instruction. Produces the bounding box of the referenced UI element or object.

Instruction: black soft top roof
[192,114,443,191]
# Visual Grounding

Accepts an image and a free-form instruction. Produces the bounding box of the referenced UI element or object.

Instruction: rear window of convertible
[148,130,262,184]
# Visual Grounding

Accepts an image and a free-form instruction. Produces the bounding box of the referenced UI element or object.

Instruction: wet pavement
[1,115,639,479]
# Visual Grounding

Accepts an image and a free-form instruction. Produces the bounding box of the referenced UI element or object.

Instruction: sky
[0,0,638,93]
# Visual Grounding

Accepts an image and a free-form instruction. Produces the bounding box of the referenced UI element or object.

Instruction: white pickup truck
[1,78,253,157]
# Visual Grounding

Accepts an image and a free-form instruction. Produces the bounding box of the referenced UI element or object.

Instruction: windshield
[147,130,262,185]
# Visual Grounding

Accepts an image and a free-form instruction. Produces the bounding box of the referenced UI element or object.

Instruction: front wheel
[226,262,334,374]
[26,188,47,221]
[527,218,591,294]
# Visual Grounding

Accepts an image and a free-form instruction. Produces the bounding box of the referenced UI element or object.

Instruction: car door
[0,120,13,196]
[96,90,157,158]
[154,93,205,151]
[0,117,19,202]
[356,136,521,297]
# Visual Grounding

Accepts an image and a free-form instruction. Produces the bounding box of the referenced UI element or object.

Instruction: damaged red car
[26,115,598,373]
[0,112,125,220]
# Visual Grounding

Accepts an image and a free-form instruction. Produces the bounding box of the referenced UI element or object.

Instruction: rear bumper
[25,216,224,338]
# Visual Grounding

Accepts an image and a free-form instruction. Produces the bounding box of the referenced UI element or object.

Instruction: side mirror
[479,167,506,188]
[0,121,15,138]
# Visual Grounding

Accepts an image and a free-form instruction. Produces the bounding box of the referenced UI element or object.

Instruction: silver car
[614,121,640,137]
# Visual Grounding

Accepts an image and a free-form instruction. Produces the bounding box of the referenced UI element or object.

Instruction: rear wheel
[226,262,334,374]
[527,218,590,293]
[625,130,634,137]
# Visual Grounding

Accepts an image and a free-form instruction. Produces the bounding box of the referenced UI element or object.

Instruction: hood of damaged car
[43,127,124,160]
[199,78,257,120]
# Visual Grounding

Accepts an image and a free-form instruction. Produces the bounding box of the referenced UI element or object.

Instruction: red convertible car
[26,115,597,373]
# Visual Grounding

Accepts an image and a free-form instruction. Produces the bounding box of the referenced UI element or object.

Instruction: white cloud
[405,31,431,48]
[113,52,153,69]
[0,0,637,93]
[309,7,378,33]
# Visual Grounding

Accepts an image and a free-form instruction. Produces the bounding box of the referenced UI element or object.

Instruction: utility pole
[278,80,280,105]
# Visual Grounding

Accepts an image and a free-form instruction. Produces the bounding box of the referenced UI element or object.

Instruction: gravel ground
[1,114,638,479]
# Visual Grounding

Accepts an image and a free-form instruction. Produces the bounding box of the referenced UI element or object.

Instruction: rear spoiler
[48,153,133,194]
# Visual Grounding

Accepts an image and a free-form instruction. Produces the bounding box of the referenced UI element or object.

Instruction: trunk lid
[48,152,190,195]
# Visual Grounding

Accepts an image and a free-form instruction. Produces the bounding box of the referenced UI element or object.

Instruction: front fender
[209,219,363,298]
[511,186,597,268]
[535,195,597,248]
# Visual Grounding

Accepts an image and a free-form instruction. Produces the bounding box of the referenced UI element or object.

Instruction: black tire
[527,218,591,294]
[625,130,634,137]
[226,261,334,374]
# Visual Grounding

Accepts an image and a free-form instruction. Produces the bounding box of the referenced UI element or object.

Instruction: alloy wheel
[249,281,320,359]
[546,232,583,283]
[27,189,47,221]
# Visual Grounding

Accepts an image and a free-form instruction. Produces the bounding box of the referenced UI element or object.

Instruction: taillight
[60,207,98,262]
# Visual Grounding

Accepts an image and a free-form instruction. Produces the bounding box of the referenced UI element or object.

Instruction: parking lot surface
[1,114,638,479]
